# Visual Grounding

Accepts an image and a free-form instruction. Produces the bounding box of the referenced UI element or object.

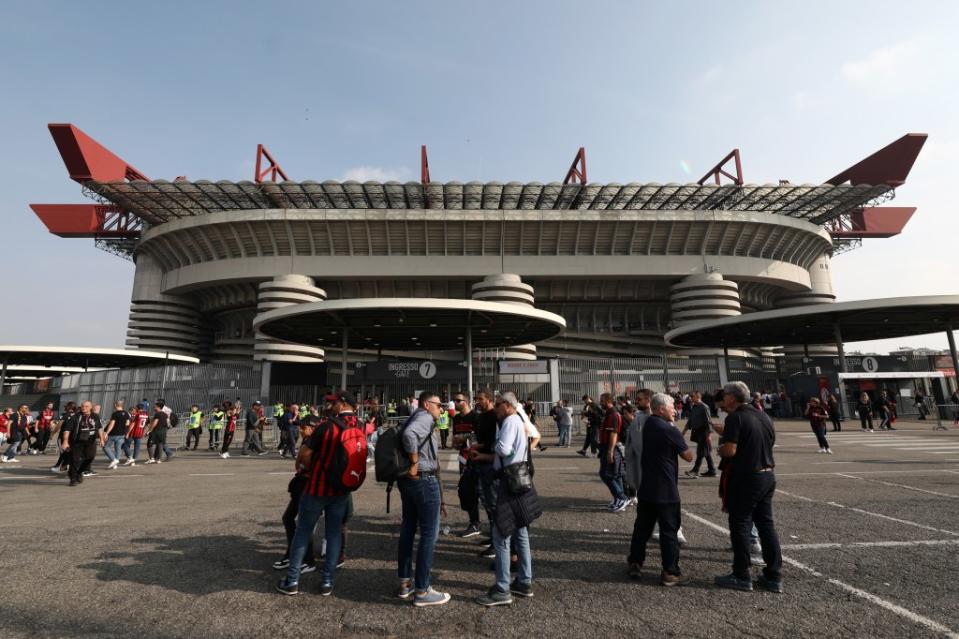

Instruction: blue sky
[2,1,957,352]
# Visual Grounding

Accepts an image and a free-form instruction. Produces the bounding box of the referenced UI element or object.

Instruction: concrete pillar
[778,253,838,370]
[669,272,742,326]
[253,274,326,363]
[126,252,203,357]
[471,274,537,360]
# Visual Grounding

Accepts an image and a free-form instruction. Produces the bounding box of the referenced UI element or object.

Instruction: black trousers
[692,439,715,473]
[726,472,783,581]
[628,500,682,575]
[186,428,202,449]
[580,425,597,453]
[35,428,51,452]
[68,439,97,481]
[222,430,235,454]
[282,484,315,564]
[860,414,873,430]
[830,414,842,431]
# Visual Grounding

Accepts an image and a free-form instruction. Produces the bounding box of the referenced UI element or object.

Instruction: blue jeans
[493,524,532,592]
[598,446,626,502]
[4,435,22,460]
[397,474,441,591]
[286,493,349,587]
[122,437,142,460]
[104,435,125,462]
[558,424,571,446]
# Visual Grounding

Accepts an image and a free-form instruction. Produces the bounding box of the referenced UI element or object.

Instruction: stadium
[22,124,929,405]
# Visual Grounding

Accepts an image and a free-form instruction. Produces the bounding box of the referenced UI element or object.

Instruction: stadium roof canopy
[254,298,566,350]
[0,346,198,372]
[665,296,959,348]
[88,179,892,227]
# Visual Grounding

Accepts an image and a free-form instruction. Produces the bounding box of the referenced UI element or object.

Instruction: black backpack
[169,411,180,428]
[373,412,433,512]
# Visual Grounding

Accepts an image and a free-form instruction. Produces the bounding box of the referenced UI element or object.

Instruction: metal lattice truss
[88,180,893,228]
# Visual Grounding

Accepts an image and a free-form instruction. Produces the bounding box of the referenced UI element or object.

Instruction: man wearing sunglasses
[395,392,450,607]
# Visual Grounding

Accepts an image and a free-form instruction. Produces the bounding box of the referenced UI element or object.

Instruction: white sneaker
[0,457,6,463]
[221,452,230,459]
[677,529,688,545]
[825,448,833,454]
[123,459,135,466]
[50,465,61,473]
[628,497,638,506]
[7,458,20,463]
[108,460,119,469]
[144,459,157,464]
[817,448,825,453]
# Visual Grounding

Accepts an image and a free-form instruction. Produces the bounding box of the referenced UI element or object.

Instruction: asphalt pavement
[2,418,958,638]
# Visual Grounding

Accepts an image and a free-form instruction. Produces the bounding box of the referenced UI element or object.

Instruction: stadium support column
[471,274,537,360]
[254,275,326,363]
[834,320,849,418]
[465,313,473,402]
[947,321,959,393]
[0,357,7,396]
[341,328,348,391]
[126,252,203,358]
[778,254,837,370]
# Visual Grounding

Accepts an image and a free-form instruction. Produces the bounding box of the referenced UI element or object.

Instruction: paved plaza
[3,420,959,638]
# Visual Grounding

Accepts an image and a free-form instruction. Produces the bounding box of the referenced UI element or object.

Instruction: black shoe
[275,580,299,596]
[755,573,784,593]
[628,562,642,579]
[272,558,290,571]
[318,582,334,596]
[509,579,533,597]
[576,450,587,457]
[714,573,753,591]
[699,470,717,477]
[69,479,78,487]
[479,545,496,559]
[476,586,512,607]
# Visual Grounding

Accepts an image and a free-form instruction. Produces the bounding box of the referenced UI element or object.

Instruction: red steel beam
[48,123,148,183]
[827,134,927,187]
[254,144,289,183]
[30,204,142,238]
[697,149,743,186]
[563,147,587,185]
[421,145,431,184]
[829,206,916,239]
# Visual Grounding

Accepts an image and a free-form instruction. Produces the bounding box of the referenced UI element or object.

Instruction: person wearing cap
[244,401,267,456]
[276,391,359,597]
[279,404,300,458]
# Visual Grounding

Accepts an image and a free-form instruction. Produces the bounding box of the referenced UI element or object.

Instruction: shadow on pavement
[78,534,278,595]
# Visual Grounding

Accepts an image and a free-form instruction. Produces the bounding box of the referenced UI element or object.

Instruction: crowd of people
[6,379,950,604]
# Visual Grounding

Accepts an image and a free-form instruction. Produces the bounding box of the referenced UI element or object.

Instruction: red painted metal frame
[421,145,431,184]
[48,123,149,183]
[563,147,587,185]
[827,134,927,187]
[30,204,142,238]
[697,149,743,186]
[254,144,289,183]
[828,206,916,239]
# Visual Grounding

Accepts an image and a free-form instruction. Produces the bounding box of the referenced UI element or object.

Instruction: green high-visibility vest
[210,410,225,430]
[188,411,203,429]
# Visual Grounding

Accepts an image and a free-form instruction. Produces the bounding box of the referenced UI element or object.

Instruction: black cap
[332,390,357,408]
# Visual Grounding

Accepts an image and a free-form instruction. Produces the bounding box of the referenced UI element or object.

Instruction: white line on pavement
[834,475,959,499]
[188,473,235,477]
[781,539,959,550]
[681,509,959,639]
[775,469,956,477]
[775,489,959,536]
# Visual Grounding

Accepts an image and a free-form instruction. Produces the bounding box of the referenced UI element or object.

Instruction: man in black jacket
[683,391,716,478]
[60,401,102,486]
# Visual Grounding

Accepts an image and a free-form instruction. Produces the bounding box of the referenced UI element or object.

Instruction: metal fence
[54,362,264,415]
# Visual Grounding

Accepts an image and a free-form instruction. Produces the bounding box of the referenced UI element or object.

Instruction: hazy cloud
[841,35,945,94]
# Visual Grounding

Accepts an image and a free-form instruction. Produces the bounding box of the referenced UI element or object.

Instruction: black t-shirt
[583,403,603,428]
[300,413,324,429]
[69,413,102,443]
[638,415,689,503]
[152,411,169,434]
[451,411,478,436]
[473,409,498,454]
[108,411,131,438]
[720,405,775,475]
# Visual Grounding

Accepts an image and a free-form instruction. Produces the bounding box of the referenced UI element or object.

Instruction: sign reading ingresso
[354,360,466,383]
[497,360,548,375]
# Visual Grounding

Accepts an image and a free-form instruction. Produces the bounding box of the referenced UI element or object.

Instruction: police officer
[61,400,103,486]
